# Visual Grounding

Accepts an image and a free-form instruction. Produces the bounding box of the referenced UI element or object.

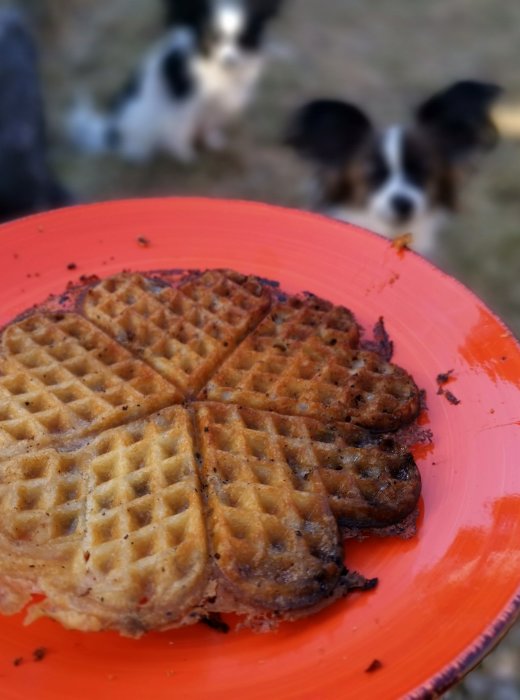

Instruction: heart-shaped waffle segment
[196,403,420,536]
[0,313,180,453]
[82,270,271,397]
[203,295,420,430]
[0,407,209,635]
[196,402,346,613]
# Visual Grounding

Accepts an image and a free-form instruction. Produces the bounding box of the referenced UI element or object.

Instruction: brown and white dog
[285,81,502,257]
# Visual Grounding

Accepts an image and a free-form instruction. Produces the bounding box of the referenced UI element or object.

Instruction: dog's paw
[202,129,228,152]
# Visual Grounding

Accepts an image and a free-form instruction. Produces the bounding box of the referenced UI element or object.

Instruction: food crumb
[79,274,100,285]
[365,659,383,673]
[436,370,460,403]
[391,233,412,253]
[436,369,454,393]
[67,263,77,271]
[436,369,454,384]
[200,614,230,634]
[32,647,47,662]
[137,236,150,248]
[13,657,23,667]
[369,317,393,362]
[444,390,461,405]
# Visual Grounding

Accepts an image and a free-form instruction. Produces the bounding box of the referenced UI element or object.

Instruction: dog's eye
[403,150,429,186]
[404,158,428,185]
[368,156,390,187]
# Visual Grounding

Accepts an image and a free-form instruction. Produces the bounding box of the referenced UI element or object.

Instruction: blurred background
[3,0,520,695]
[17,0,520,336]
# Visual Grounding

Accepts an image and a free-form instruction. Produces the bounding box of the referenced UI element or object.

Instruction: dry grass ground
[9,2,520,693]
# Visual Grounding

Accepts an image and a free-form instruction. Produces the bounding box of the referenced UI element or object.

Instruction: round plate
[0,199,519,700]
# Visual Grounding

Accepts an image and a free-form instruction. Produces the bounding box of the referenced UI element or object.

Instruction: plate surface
[0,198,519,700]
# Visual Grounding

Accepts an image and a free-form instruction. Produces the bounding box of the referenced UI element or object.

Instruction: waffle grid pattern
[0,270,422,634]
[197,402,343,608]
[83,408,207,607]
[0,448,87,547]
[204,296,419,430]
[196,403,420,534]
[0,313,179,450]
[0,408,208,630]
[82,270,270,396]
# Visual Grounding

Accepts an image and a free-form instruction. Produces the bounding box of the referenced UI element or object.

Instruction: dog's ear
[241,0,284,49]
[246,0,285,21]
[163,0,210,31]
[285,99,373,167]
[415,80,503,159]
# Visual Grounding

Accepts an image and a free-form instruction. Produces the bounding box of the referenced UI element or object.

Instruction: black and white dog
[68,0,284,162]
[285,81,502,256]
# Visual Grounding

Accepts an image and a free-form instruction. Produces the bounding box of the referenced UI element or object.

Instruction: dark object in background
[0,8,72,223]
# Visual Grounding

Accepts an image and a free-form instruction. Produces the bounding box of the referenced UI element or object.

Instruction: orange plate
[0,199,519,700]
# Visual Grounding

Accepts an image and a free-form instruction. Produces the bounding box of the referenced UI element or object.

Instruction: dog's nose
[390,194,415,222]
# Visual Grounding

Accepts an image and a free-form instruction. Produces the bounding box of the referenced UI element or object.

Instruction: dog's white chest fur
[328,205,448,258]
[194,55,263,118]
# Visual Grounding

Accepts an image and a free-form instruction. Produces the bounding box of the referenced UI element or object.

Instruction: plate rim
[1,196,518,344]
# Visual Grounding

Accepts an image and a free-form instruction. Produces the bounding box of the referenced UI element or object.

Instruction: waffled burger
[0,270,422,636]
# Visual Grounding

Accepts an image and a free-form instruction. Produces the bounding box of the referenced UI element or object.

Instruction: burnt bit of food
[436,370,460,404]
[137,236,151,248]
[444,390,461,406]
[363,317,393,361]
[365,659,383,673]
[200,614,230,634]
[32,647,47,662]
[79,274,100,285]
[391,232,412,254]
[13,657,23,666]
[436,369,454,394]
[418,389,428,413]
[394,421,433,451]
[361,577,379,591]
[67,263,77,271]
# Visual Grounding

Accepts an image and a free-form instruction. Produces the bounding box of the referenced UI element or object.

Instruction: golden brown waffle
[0,268,424,635]
[196,402,345,613]
[0,313,180,454]
[0,407,210,634]
[203,295,420,430]
[195,402,420,536]
[82,270,271,397]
